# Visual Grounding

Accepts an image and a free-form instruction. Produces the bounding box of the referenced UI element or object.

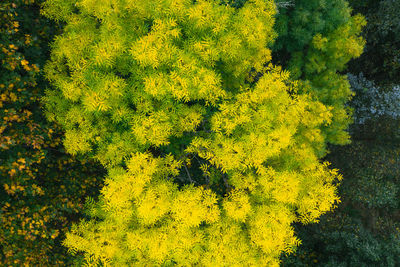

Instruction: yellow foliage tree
[41,0,346,265]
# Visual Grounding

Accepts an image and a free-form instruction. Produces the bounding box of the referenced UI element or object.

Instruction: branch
[184,162,194,184]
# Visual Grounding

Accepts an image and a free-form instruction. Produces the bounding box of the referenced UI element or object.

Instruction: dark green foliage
[347,0,400,86]
[283,215,400,267]
[273,0,353,54]
[281,142,400,266]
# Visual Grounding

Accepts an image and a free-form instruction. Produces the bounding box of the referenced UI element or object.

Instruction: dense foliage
[347,0,400,87]
[223,0,366,147]
[38,0,364,265]
[4,0,399,265]
[282,141,400,267]
[272,0,365,146]
[280,0,400,265]
[0,1,104,265]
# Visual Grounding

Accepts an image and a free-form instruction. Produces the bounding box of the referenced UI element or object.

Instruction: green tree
[41,0,360,265]
[272,0,366,147]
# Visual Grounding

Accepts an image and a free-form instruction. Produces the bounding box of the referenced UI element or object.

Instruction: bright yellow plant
[41,0,343,265]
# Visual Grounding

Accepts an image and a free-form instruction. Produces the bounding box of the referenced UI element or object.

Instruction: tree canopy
[39,0,365,265]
